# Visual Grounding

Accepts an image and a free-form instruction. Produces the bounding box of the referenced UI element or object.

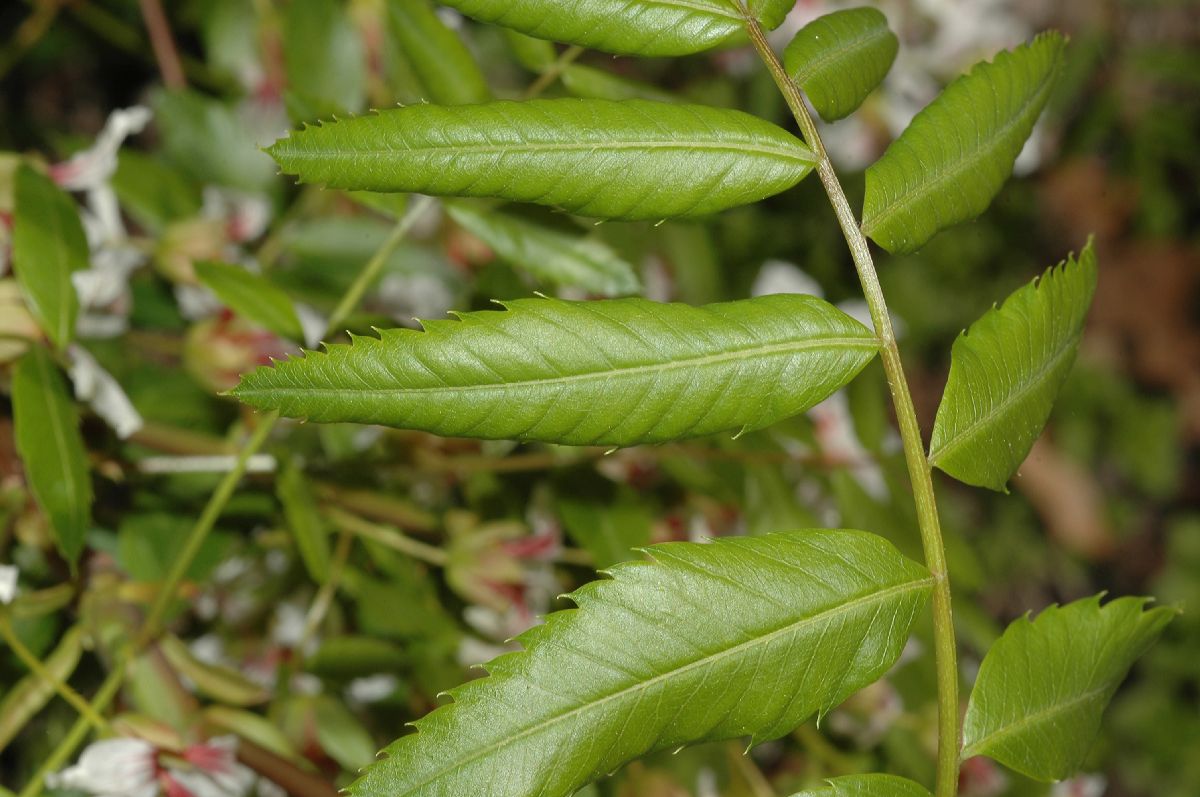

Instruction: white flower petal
[48,738,157,797]
[67,345,144,438]
[0,564,18,604]
[55,107,152,192]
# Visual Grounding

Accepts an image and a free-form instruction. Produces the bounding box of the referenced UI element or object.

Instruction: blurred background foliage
[0,1,1197,797]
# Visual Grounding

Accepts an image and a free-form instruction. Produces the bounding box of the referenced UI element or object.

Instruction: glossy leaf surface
[350,530,932,797]
[929,243,1097,491]
[12,348,93,567]
[783,7,899,122]
[963,595,1176,781]
[12,165,89,349]
[791,774,932,797]
[233,295,879,447]
[862,33,1065,253]
[447,203,640,296]
[388,0,491,106]
[440,0,794,57]
[267,99,815,221]
[194,261,305,342]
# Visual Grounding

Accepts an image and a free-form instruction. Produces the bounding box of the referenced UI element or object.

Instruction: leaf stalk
[743,15,961,797]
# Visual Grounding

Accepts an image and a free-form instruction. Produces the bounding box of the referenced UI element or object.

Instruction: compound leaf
[350,530,932,797]
[439,0,795,57]
[929,242,1097,491]
[12,164,89,350]
[963,595,1177,782]
[12,347,93,567]
[233,295,879,447]
[446,203,640,296]
[388,0,491,106]
[267,99,815,222]
[784,7,899,122]
[862,33,1065,253]
[792,774,932,797]
[194,261,305,342]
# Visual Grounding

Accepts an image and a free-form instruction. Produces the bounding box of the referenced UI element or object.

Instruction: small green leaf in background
[557,493,653,568]
[283,0,367,119]
[233,294,878,447]
[784,7,899,123]
[349,530,932,797]
[266,99,815,222]
[504,30,556,73]
[447,203,640,296]
[862,33,1065,253]
[962,595,1177,782]
[194,261,305,343]
[388,0,491,106]
[159,634,271,706]
[439,0,795,57]
[12,348,93,566]
[313,694,378,771]
[0,625,84,753]
[791,774,932,796]
[929,242,1098,491]
[111,149,203,234]
[153,89,278,193]
[12,164,89,349]
[275,461,332,583]
[559,64,683,104]
[305,636,408,680]
[117,513,231,584]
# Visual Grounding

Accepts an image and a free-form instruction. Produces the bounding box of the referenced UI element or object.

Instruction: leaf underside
[962,595,1176,782]
[784,7,899,123]
[350,530,933,797]
[862,32,1065,253]
[439,0,795,57]
[12,348,93,567]
[791,774,932,797]
[266,99,815,222]
[929,242,1097,491]
[12,164,89,350]
[232,295,879,447]
[446,203,641,297]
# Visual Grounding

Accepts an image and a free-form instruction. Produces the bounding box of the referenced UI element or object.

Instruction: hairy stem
[744,17,960,797]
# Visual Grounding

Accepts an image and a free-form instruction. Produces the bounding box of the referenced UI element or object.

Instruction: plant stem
[744,17,961,797]
[321,505,449,568]
[522,45,585,100]
[137,0,186,89]
[136,413,279,646]
[325,194,436,333]
[0,618,107,732]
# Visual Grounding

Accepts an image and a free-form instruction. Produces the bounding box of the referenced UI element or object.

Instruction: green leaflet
[12,348,93,568]
[791,774,932,797]
[388,0,491,106]
[160,634,271,706]
[783,7,899,122]
[194,261,306,342]
[929,243,1097,491]
[276,461,332,583]
[440,0,794,57]
[963,595,1177,781]
[349,530,933,797]
[12,165,89,350]
[862,33,1065,253]
[232,295,879,447]
[0,626,84,753]
[267,99,815,222]
[283,0,367,117]
[446,203,640,296]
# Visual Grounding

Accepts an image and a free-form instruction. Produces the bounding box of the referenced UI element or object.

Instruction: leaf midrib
[394,577,932,796]
[928,328,1079,467]
[962,680,1110,759]
[863,49,1057,233]
[790,23,893,87]
[33,353,82,527]
[241,335,879,399]
[279,138,814,166]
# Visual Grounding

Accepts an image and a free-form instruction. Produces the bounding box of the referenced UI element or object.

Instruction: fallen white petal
[68,345,144,439]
